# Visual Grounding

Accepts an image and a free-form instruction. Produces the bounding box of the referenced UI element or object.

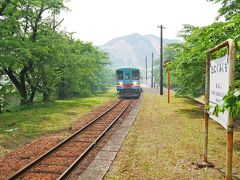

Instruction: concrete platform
[78,101,141,180]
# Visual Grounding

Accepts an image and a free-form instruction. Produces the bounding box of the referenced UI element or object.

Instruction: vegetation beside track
[105,91,240,179]
[152,0,240,122]
[0,89,116,157]
[0,0,115,112]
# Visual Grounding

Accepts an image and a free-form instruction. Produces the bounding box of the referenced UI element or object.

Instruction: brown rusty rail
[58,100,132,179]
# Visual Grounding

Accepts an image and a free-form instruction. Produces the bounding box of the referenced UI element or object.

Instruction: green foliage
[207,0,240,119]
[164,43,182,62]
[0,77,9,113]
[0,68,15,112]
[0,0,113,107]
[208,0,240,20]
[171,0,240,117]
[170,17,240,97]
[55,40,111,99]
[153,43,182,88]
[214,81,240,118]
[0,0,66,104]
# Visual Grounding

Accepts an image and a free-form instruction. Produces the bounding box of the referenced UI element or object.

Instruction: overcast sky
[60,0,221,46]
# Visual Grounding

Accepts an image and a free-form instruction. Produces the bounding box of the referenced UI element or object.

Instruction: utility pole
[157,25,165,95]
[145,56,147,80]
[151,52,153,88]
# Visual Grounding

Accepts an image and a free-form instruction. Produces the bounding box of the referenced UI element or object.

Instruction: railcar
[116,67,141,98]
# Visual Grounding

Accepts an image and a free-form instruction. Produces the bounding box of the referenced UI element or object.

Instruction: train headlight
[119,82,123,86]
[133,81,138,86]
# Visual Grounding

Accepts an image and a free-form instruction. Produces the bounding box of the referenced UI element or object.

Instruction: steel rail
[8,100,122,180]
[58,100,132,179]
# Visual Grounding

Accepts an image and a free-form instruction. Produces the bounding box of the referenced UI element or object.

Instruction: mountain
[101,33,181,70]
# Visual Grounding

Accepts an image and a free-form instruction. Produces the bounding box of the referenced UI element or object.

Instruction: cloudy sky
[60,0,221,46]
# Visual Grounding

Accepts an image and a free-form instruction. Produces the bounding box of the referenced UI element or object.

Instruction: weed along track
[8,99,132,180]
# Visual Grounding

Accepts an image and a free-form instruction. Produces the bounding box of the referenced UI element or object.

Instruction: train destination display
[209,55,229,129]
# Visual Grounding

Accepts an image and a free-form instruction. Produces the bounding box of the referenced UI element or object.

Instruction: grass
[0,89,117,157]
[105,91,240,179]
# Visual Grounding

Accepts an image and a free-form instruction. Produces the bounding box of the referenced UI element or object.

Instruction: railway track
[8,99,132,180]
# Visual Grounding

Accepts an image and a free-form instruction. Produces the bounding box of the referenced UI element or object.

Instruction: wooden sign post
[204,39,235,180]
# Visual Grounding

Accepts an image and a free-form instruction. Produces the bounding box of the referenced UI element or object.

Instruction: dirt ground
[105,87,240,180]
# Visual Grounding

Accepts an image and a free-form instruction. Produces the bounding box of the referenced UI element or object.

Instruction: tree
[56,39,111,99]
[170,18,240,97]
[164,0,240,118]
[0,0,65,104]
[208,0,240,20]
[0,0,11,16]
[153,43,182,88]
[0,0,113,108]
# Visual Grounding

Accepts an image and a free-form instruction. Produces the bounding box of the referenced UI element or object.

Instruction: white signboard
[209,55,229,129]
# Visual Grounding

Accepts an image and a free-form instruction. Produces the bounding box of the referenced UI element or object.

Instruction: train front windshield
[132,70,139,80]
[116,71,123,80]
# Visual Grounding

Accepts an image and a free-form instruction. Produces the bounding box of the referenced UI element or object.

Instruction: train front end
[116,67,141,98]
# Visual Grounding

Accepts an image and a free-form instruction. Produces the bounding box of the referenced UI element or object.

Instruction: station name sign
[204,40,235,179]
[209,55,229,129]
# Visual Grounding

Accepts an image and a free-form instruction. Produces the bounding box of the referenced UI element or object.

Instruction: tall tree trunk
[43,92,50,102]
[19,67,28,104]
[4,67,29,105]
[42,81,51,102]
[41,65,51,102]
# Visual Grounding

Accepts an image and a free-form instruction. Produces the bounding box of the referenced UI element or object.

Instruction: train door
[124,69,132,89]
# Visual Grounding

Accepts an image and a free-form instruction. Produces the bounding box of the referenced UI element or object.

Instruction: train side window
[125,73,130,80]
[116,71,123,80]
[132,70,139,80]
